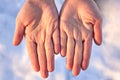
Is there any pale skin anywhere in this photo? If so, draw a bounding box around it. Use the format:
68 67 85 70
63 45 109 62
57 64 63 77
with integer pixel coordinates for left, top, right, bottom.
60 0 102 76
13 0 102 78
13 0 60 78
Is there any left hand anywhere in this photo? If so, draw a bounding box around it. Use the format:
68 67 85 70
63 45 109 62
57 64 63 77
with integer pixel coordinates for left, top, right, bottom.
60 0 102 76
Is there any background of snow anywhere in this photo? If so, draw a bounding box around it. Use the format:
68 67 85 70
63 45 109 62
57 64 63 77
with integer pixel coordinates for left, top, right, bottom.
0 0 120 80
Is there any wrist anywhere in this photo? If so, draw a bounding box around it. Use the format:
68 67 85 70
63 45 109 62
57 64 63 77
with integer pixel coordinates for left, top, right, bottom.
26 0 55 8
26 0 54 3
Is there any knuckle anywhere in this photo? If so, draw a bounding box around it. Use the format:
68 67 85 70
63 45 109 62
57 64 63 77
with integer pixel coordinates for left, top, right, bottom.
25 33 35 42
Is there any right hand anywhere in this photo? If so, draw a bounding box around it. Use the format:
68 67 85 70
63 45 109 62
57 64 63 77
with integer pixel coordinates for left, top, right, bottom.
13 0 60 78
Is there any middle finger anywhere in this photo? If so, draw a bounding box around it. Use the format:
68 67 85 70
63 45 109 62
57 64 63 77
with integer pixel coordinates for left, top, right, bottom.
37 42 48 78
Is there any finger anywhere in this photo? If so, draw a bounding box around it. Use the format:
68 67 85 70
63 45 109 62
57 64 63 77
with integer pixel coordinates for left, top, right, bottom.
66 37 75 70
26 40 40 72
45 35 54 72
72 40 82 76
82 34 92 70
13 20 25 46
93 19 102 45
37 42 48 78
52 28 60 54
60 31 67 57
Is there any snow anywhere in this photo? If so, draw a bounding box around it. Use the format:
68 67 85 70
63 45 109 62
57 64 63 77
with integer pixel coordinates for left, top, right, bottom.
0 0 120 80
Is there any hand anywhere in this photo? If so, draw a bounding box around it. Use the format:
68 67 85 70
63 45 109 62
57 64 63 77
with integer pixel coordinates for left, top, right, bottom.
60 0 102 76
13 0 60 78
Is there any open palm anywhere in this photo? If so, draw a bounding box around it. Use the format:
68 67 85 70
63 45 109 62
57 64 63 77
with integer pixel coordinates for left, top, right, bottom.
60 0 102 76
13 0 60 78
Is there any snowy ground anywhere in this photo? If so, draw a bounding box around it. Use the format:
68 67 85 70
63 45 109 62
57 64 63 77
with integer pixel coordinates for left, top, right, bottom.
0 0 120 80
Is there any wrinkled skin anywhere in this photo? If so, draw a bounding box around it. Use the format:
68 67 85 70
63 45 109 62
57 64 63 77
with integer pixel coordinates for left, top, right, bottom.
13 0 102 78
60 0 102 76
13 0 60 78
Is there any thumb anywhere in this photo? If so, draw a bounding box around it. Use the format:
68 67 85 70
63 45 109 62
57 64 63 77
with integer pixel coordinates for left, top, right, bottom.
13 20 25 46
93 19 102 45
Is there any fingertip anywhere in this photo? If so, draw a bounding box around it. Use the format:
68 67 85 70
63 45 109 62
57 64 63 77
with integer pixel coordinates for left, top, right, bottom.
13 34 19 46
32 62 40 72
54 44 60 54
47 62 54 72
48 67 54 72
72 69 81 76
94 38 102 46
81 63 88 71
33 66 40 72
40 72 48 79
81 58 89 71
60 49 66 57
94 31 102 46
72 62 81 76
66 62 73 70
13 31 24 46
12 38 21 46
13 40 18 46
